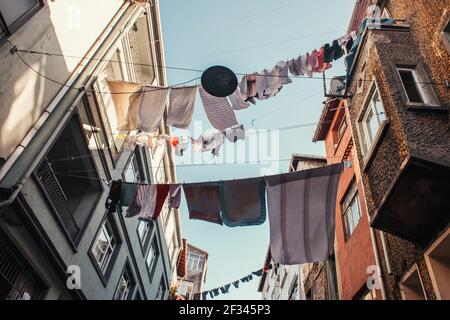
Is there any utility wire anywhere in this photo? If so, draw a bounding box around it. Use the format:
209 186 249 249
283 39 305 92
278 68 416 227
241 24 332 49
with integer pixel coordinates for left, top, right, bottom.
12 47 200 95
13 45 447 87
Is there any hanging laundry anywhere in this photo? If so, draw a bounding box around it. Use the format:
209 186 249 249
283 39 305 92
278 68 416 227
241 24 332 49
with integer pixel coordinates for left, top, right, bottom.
275 60 292 85
201 292 208 300
106 80 142 131
199 86 238 131
173 136 190 156
126 184 156 218
232 280 240 289
224 124 245 143
107 80 169 132
303 53 313 77
228 87 250 110
209 291 214 299
323 43 334 63
265 163 343 265
219 177 267 227
240 276 250 283
192 132 226 157
139 184 169 222
212 288 220 297
331 40 344 61
309 50 320 72
125 184 169 221
167 86 197 129
263 67 282 99
120 182 137 208
168 184 182 209
183 182 223 225
288 58 300 76
294 55 305 76
315 47 332 73
240 74 257 99
105 180 122 212
345 18 396 82
255 70 268 100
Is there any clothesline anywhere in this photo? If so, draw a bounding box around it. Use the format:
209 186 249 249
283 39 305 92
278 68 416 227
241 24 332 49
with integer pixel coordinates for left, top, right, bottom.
10 46 446 90
106 163 344 265
180 264 274 300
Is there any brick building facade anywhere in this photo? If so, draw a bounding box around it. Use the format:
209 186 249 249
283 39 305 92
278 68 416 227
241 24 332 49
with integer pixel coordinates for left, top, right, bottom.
342 0 450 300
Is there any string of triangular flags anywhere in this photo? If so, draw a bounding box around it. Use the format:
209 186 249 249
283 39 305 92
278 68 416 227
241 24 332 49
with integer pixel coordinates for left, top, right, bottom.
106 162 346 265
179 264 274 300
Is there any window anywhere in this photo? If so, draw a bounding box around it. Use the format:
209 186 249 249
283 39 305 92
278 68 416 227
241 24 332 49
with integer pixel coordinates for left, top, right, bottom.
123 152 143 182
0 230 46 300
146 240 159 276
78 95 113 180
397 68 426 104
288 276 299 300
90 215 119 275
113 263 135 300
187 252 205 272
0 0 43 41
137 220 151 245
342 181 362 239
358 83 386 155
35 114 102 243
178 281 194 297
155 277 166 300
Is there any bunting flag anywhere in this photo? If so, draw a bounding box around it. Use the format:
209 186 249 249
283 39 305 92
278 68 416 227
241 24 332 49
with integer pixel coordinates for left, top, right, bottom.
187 265 273 300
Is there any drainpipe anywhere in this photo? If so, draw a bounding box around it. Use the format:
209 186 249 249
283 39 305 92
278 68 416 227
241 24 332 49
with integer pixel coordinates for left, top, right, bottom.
0 2 145 201
380 231 393 274
343 100 387 300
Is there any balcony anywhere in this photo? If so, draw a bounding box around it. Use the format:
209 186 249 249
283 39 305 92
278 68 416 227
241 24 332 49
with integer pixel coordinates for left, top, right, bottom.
371 155 450 248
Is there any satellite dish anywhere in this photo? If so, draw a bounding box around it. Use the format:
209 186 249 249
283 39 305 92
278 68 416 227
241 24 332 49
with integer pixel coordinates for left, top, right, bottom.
329 76 346 96
201 65 238 97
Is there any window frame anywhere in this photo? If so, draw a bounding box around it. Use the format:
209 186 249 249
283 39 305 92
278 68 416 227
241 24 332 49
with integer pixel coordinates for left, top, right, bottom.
0 0 43 44
113 261 136 300
34 111 104 249
396 67 429 105
357 81 389 168
155 276 166 300
136 219 153 255
88 212 122 286
342 181 363 240
187 252 205 272
145 238 159 281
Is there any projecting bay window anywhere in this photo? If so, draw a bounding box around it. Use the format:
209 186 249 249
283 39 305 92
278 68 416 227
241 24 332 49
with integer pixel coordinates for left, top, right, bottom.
178 280 194 297
35 114 103 245
0 0 43 42
342 181 362 239
357 82 387 158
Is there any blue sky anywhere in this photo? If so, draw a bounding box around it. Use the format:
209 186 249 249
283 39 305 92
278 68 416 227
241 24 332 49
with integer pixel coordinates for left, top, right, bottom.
159 0 355 299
